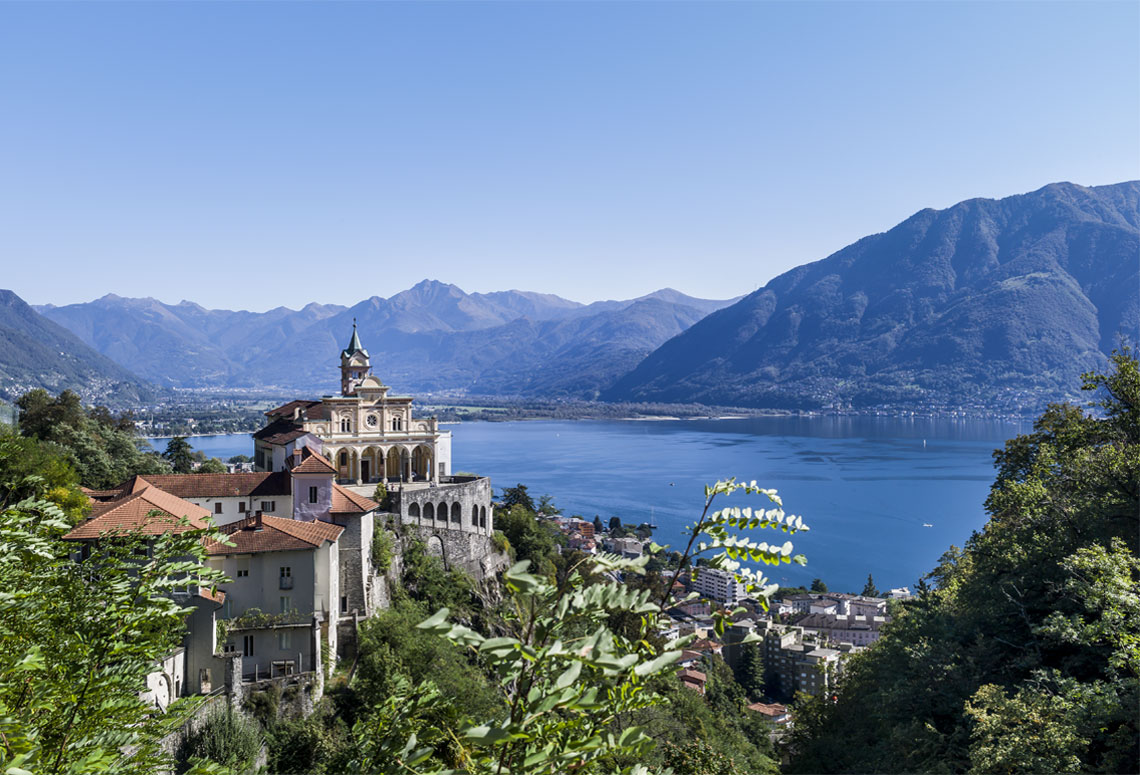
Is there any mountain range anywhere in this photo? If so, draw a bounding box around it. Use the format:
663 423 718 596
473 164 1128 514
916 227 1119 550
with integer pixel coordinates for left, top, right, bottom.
7 181 1137 412
34 284 738 399
606 181 1139 410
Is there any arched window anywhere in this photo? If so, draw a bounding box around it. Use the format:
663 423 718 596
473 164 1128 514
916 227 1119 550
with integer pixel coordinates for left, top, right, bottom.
479 506 487 528
424 503 434 520
340 417 351 433
409 503 420 518
438 502 447 522
471 504 478 524
451 503 461 523
339 451 347 465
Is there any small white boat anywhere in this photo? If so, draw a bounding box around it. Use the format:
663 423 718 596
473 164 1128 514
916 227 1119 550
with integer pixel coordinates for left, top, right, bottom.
922 523 933 528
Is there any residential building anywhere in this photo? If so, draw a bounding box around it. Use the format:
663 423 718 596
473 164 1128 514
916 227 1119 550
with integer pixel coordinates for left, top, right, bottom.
205 512 342 679
691 566 747 605
796 612 888 647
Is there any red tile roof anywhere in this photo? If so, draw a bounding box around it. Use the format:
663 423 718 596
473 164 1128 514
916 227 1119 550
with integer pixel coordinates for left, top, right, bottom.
253 418 311 446
197 587 226 606
111 472 292 498
204 514 343 555
65 486 210 540
331 484 378 515
265 399 321 419
747 702 788 718
291 452 336 475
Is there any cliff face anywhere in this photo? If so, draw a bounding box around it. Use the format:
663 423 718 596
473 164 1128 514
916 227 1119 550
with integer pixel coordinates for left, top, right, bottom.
605 181 1140 410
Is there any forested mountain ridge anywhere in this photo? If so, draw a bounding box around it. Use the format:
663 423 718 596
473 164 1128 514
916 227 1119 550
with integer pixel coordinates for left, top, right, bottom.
0 290 154 404
38 281 737 398
606 181 1140 411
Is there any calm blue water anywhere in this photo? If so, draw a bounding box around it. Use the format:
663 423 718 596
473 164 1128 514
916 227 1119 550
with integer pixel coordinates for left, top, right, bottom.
156 416 1029 594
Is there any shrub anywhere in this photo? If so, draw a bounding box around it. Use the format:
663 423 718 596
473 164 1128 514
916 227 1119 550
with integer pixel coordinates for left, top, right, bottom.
371 529 393 573
177 706 262 773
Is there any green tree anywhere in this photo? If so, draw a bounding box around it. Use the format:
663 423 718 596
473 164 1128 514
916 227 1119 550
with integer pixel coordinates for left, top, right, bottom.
608 516 622 533
785 350 1140 774
593 516 604 534
860 573 878 597
536 493 559 515
0 496 228 773
196 458 226 474
15 389 170 488
410 478 807 773
499 484 535 512
734 643 767 702
164 437 194 474
226 455 252 464
809 578 828 593
494 503 558 576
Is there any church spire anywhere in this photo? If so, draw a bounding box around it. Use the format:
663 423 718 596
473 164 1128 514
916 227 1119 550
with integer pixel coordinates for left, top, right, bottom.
341 318 367 358
340 320 371 396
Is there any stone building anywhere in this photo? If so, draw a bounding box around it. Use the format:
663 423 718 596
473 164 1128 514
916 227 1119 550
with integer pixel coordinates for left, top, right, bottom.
254 322 452 485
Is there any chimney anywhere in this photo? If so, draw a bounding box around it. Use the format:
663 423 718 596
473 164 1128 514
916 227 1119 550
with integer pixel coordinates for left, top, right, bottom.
255 511 262 528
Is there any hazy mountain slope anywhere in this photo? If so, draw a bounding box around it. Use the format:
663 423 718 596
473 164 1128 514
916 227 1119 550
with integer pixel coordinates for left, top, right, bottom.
0 290 154 403
257 295 720 397
39 296 346 387
606 181 1140 411
41 281 736 397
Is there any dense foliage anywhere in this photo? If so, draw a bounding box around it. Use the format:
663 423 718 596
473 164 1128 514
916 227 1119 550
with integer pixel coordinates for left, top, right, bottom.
16 389 170 488
0 442 227 773
785 351 1140 773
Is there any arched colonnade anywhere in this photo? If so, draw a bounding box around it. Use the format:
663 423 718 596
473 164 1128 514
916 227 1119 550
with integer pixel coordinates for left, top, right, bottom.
326 443 435 485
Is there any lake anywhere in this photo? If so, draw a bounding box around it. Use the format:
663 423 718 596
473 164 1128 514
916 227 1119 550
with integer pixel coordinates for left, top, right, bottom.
155 416 1029 594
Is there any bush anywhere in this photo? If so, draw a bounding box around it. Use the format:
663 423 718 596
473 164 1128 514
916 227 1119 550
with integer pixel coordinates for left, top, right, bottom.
491 529 510 554
177 706 262 773
371 529 393 573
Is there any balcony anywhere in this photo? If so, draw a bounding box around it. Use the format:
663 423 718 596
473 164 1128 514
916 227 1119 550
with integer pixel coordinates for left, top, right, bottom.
279 576 294 590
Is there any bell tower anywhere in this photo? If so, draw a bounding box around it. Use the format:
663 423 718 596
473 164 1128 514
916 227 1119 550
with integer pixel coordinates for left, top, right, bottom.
340 319 371 396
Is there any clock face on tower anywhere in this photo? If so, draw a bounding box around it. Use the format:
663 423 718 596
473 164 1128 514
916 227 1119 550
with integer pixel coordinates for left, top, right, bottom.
366 414 378 428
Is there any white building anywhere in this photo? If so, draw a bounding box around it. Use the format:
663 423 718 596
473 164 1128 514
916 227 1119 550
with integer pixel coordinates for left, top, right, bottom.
691 567 748 605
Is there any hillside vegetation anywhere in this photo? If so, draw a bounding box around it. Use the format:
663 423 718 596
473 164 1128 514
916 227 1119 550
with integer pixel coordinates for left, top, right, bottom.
785 349 1139 773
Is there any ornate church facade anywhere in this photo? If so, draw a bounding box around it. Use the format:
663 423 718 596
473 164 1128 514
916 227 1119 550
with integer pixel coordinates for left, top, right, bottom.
254 323 451 485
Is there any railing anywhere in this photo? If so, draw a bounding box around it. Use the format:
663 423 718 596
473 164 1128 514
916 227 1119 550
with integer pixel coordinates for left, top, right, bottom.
279 576 293 590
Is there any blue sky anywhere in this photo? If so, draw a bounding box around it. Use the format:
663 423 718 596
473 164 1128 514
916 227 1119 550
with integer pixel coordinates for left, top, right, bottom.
1 1 1137 311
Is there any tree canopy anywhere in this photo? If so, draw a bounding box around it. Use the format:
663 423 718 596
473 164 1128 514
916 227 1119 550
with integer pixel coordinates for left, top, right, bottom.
786 350 1140 774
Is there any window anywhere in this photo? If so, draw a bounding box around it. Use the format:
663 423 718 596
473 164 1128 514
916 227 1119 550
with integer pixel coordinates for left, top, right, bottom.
309 486 318 504
214 502 223 514
279 566 292 589
340 595 347 611
261 500 275 512
280 595 291 613
238 502 247 513
339 451 347 465
236 558 249 578
391 416 402 431
340 417 351 433
366 414 377 427
242 635 254 657
278 631 291 650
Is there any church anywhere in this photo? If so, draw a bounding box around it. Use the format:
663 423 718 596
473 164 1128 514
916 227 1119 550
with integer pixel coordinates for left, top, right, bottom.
253 322 451 485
